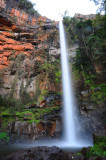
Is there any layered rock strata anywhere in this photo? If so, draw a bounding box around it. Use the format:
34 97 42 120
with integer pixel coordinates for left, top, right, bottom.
0 0 60 99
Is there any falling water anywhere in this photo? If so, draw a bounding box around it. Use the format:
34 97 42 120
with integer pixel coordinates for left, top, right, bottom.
59 19 77 145
59 19 93 147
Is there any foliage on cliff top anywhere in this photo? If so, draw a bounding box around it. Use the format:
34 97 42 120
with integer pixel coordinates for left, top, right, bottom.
63 14 106 86
18 0 40 16
7 0 40 16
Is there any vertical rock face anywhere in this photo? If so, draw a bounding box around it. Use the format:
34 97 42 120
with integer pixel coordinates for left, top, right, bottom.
0 0 60 100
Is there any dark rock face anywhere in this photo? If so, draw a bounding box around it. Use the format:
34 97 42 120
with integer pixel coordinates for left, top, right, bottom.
81 107 106 135
1 146 69 160
0 113 62 144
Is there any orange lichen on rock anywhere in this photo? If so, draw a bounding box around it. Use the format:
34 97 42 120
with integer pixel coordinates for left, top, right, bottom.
3 43 34 51
17 10 20 18
3 51 13 57
6 39 20 45
0 57 9 66
12 25 17 31
0 45 3 51
1 24 12 32
37 16 47 24
0 65 6 70
2 31 14 37
32 18 36 25
0 34 7 42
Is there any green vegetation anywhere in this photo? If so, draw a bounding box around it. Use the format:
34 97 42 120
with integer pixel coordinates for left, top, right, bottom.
0 132 10 143
81 83 106 107
38 60 61 89
63 13 106 92
86 137 106 158
55 71 61 83
63 9 106 115
18 0 40 16
0 105 60 128
75 152 83 156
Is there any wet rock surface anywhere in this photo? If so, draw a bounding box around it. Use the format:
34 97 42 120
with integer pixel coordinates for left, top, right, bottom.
1 146 69 160
81 107 106 134
0 117 62 144
1 145 106 160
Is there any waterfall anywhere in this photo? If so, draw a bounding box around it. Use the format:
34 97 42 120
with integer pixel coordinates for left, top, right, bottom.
59 20 77 144
3 20 93 152
59 19 93 147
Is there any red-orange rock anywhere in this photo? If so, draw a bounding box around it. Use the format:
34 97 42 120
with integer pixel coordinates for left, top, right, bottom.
0 35 7 42
37 16 47 24
3 51 12 57
2 31 13 37
0 65 5 70
3 43 34 51
7 39 17 44
0 54 3 58
0 57 9 66
0 45 3 51
12 25 17 31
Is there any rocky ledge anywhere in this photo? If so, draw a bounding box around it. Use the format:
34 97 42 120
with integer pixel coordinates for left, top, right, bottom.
0 130 106 160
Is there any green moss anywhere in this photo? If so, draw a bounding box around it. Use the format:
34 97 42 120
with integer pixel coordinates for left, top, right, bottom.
0 105 61 128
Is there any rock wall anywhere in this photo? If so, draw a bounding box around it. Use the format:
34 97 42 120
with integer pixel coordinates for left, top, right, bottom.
0 0 60 100
74 13 96 20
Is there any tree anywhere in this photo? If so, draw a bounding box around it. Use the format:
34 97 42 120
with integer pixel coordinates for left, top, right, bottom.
63 13 106 78
90 0 106 13
18 0 39 16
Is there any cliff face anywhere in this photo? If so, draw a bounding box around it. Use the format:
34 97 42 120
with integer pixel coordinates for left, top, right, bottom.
0 0 60 101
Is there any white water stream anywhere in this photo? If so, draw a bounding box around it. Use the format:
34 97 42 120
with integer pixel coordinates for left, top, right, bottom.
59 20 77 145
58 19 93 148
